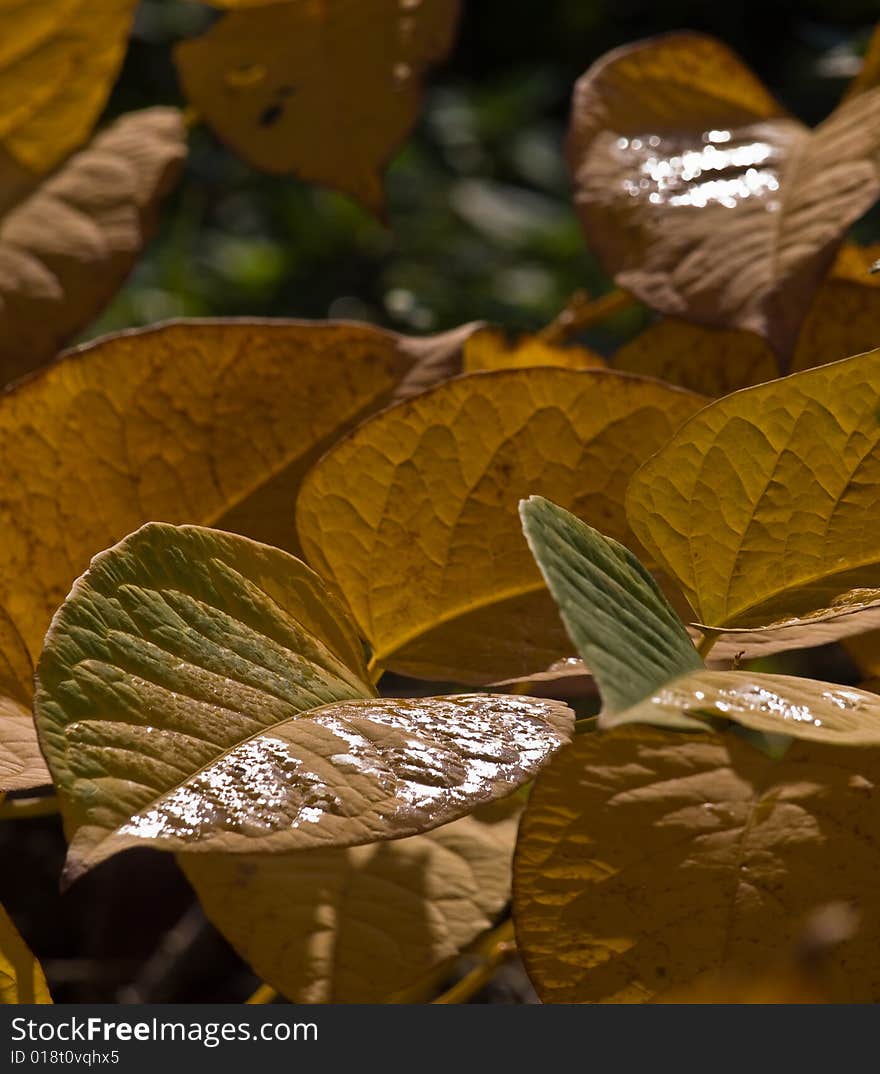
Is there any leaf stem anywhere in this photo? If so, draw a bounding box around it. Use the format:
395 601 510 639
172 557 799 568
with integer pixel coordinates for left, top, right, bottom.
246 983 279 1005
540 289 635 345
0 794 59 820
696 632 719 660
432 918 517 1004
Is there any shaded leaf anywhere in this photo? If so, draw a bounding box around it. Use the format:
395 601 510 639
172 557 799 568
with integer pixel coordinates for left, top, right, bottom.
491 657 598 703
792 243 880 373
0 904 51 1004
627 350 880 649
464 328 604 372
613 245 880 395
568 32 880 357
296 368 704 683
0 0 135 173
0 108 186 380
520 497 701 713
514 726 880 1003
0 607 48 792
35 523 572 885
175 0 460 214
614 318 777 395
182 800 519 1003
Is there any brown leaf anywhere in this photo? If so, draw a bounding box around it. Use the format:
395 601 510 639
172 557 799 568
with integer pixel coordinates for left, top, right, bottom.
176 0 461 215
568 32 880 358
0 108 186 382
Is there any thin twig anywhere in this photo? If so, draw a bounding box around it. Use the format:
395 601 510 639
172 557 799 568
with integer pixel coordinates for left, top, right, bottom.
246 983 279 1005
117 904 210 1004
0 795 59 820
540 288 635 345
432 918 517 1004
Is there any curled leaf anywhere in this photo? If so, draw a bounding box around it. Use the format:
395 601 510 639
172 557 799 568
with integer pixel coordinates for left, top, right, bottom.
35 523 572 885
568 32 880 357
603 668 880 745
0 108 186 380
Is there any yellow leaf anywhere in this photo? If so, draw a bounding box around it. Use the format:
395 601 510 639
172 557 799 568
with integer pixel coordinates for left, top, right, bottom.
296 368 704 683
0 903 51 1003
0 607 48 792
613 244 880 395
182 801 519 1003
568 32 880 358
35 523 572 885
0 318 470 664
655 902 857 1003
0 0 135 173
0 108 186 382
0 317 469 792
792 242 880 373
464 327 605 372
614 317 776 395
514 726 880 1003
175 0 461 214
627 350 880 648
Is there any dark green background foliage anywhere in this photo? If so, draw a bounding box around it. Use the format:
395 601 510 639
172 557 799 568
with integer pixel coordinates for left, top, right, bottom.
95 0 880 347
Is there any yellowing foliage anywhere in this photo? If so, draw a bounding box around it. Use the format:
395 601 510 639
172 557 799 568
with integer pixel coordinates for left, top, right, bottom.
297 368 704 683
176 0 461 214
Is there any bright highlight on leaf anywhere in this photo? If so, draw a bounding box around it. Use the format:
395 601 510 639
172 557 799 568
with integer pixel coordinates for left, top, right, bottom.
182 801 520 1003
297 367 704 683
35 523 573 886
568 31 880 358
175 0 461 214
603 668 880 745
0 0 136 174
514 727 880 1003
521 498 880 742
0 108 186 381
0 904 51 1004
627 349 880 651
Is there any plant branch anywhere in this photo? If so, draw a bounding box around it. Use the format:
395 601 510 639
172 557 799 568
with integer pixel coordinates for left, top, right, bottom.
540 288 635 345
246 983 279 1005
696 632 719 659
432 918 517 1004
0 794 59 820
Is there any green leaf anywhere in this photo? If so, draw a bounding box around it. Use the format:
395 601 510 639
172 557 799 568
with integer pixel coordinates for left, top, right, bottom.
35 523 573 886
519 496 702 714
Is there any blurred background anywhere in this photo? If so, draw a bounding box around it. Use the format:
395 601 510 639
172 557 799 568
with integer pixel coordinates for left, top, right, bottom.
4 0 879 1004
93 0 880 351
